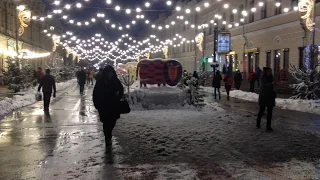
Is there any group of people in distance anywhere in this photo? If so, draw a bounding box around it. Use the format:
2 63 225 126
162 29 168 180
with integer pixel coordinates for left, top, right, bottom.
212 67 276 132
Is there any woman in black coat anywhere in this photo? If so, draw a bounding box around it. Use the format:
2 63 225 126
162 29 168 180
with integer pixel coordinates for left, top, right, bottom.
93 65 124 145
212 70 222 100
257 67 276 132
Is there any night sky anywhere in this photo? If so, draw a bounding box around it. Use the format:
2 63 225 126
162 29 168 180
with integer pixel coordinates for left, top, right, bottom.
42 0 174 41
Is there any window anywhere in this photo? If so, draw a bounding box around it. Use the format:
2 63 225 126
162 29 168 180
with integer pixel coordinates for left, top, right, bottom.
266 51 271 68
249 0 255 23
283 49 289 70
275 0 282 15
274 50 281 80
261 0 267 19
209 23 212 35
292 0 298 8
230 14 234 23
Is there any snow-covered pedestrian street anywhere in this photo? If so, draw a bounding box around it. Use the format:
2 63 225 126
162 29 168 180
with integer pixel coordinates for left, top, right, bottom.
0 86 320 179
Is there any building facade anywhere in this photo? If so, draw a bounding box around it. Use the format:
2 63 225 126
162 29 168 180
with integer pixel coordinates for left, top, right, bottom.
157 0 320 81
0 0 62 71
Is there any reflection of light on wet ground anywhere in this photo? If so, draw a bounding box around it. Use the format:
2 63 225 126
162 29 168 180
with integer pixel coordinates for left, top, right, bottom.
31 109 45 116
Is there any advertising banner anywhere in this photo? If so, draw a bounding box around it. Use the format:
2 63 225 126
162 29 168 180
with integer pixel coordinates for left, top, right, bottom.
217 33 231 54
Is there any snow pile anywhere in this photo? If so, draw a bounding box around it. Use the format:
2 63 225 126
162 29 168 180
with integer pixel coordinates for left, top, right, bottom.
0 79 76 116
129 86 190 109
203 87 320 114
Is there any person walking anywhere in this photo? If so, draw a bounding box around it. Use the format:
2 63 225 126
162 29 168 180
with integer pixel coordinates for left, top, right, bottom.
256 67 276 132
77 68 86 95
36 67 44 84
38 69 56 114
93 65 124 145
255 66 262 87
248 70 257 93
89 70 95 85
212 70 222 100
224 73 233 100
234 70 243 90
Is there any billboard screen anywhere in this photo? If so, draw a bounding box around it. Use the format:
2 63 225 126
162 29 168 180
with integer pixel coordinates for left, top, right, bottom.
217 33 231 54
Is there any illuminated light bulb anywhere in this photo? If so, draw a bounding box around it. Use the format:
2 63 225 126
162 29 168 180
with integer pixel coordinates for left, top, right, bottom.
47 14 52 18
145 2 150 7
210 20 214 23
76 3 82 8
240 18 244 22
228 24 232 28
105 19 110 23
115 6 120 11
233 9 237 14
275 2 281 7
294 6 298 11
85 22 89 25
32 16 37 20
176 6 181 11
145 20 150 24
126 25 130 28
132 20 136 24
242 10 248 16
165 25 169 28
204 2 209 7
106 0 111 4
151 24 155 28
140 15 145 19
53 10 58 14
119 26 123 30
185 9 191 14
284 8 289 12
126 9 131 14
224 4 229 8
167 1 172 5
196 7 201 11
91 18 96 22
171 21 175 25
191 24 195 28
65 4 71 9
185 21 189 24
69 20 74 23
47 33 51 37
53 1 60 5
43 30 48 33
251 8 256 12
235 23 239 26
259 2 264 6
40 17 44 21
136 15 140 19
158 26 163 30
57 9 62 13
77 22 82 26
136 7 142 12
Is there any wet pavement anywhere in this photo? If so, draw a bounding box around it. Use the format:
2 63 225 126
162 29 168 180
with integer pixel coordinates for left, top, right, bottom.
0 85 320 179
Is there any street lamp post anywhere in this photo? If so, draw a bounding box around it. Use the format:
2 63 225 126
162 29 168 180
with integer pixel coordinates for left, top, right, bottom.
311 0 316 80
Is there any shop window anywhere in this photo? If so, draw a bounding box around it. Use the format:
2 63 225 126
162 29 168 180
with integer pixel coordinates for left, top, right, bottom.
274 50 281 80
266 51 271 68
261 0 267 19
283 49 289 70
234 54 239 71
249 0 255 23
275 0 282 15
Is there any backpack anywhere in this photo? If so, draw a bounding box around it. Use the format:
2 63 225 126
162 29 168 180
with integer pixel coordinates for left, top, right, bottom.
227 77 233 86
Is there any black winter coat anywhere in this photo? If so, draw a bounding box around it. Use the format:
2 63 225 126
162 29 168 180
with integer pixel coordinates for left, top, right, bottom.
258 75 276 107
93 78 124 121
234 73 243 85
77 70 86 85
212 74 222 88
38 74 56 93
